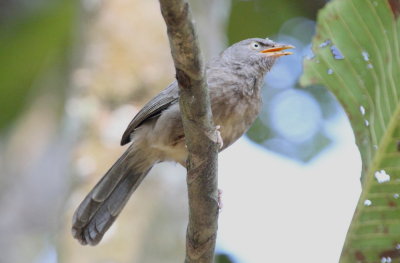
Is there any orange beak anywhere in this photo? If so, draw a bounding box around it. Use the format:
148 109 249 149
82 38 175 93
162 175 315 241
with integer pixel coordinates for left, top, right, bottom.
260 44 295 57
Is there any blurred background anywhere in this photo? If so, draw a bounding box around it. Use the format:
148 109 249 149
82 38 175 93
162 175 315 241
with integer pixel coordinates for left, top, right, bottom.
0 0 362 262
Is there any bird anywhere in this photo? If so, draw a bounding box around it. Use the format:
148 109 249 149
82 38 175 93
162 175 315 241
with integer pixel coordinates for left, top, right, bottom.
72 37 294 245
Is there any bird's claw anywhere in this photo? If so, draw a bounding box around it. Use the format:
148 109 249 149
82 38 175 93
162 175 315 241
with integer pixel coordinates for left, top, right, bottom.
215 125 223 149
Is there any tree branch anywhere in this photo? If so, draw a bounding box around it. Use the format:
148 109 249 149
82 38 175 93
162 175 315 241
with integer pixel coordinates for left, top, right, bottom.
158 0 219 262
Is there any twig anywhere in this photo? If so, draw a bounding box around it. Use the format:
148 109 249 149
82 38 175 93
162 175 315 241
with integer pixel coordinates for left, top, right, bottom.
158 0 219 262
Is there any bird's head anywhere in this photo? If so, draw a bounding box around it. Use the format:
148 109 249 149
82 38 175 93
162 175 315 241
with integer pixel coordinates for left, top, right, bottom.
219 38 294 74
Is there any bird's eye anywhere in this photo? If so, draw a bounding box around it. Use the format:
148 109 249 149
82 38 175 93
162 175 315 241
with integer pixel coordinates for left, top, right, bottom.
250 42 261 50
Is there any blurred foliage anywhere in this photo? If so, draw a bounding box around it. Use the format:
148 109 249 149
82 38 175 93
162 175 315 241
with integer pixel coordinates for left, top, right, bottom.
0 0 78 133
301 0 400 262
216 252 236 263
246 117 273 144
228 0 325 43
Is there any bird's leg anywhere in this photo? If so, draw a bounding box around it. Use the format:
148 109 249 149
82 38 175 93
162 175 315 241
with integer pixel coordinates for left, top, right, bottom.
215 125 223 149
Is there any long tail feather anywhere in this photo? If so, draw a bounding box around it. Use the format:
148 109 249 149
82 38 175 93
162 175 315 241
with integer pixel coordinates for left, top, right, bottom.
72 148 153 245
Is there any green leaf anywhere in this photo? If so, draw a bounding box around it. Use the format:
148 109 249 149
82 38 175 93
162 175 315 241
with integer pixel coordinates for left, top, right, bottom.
300 0 400 262
0 0 78 132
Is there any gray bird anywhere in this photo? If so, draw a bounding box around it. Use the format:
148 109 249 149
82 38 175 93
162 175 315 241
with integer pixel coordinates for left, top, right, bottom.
72 37 294 245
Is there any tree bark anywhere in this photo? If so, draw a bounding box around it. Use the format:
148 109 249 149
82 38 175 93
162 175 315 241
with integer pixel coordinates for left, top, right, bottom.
158 1 219 262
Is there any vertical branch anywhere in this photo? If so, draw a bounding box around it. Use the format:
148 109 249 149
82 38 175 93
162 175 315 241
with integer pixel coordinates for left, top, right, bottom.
158 0 219 262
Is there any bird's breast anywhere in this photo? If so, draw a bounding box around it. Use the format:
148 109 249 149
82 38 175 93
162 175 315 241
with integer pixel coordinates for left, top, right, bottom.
211 86 262 149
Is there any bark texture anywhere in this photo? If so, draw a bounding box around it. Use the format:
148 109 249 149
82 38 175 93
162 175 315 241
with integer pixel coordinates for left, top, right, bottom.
158 1 219 262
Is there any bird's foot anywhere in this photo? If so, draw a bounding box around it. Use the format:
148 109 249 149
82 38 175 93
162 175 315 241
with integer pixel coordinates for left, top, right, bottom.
215 125 223 149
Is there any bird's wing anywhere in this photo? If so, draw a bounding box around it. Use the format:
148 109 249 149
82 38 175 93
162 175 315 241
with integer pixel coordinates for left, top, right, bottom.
120 81 179 145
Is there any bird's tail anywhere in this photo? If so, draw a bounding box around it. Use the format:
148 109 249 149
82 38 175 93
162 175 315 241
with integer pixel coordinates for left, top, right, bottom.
72 146 154 245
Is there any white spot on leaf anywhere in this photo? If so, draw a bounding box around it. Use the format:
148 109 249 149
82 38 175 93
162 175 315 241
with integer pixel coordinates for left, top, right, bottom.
330 45 345 59
319 39 331 48
364 200 372 206
360 106 366 115
375 170 390 183
361 50 370 61
381 257 392 263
